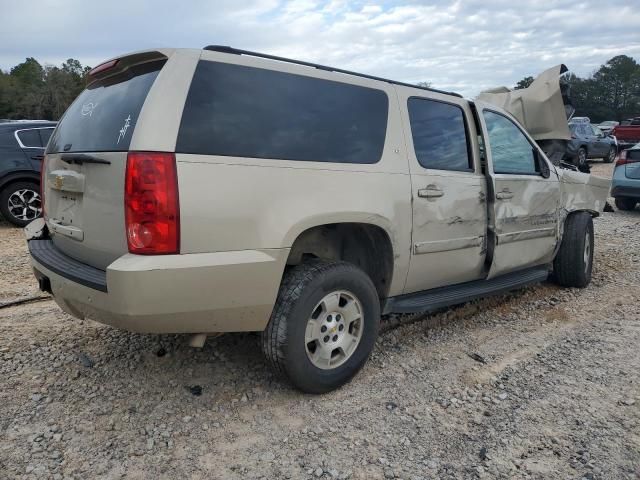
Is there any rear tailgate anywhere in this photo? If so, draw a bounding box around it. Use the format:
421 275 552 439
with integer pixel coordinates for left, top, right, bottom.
44 53 167 270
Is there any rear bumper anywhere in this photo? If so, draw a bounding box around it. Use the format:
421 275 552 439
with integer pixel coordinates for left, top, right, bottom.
29 239 288 333
611 184 640 198
611 167 640 198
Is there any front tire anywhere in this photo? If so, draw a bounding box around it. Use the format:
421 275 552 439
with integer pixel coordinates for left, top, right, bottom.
615 197 637 211
553 212 594 288
262 260 380 393
0 181 42 227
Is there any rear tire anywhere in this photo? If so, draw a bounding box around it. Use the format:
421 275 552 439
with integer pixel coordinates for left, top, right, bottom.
605 146 616 163
553 212 594 288
615 197 637 211
0 181 42 227
262 260 380 394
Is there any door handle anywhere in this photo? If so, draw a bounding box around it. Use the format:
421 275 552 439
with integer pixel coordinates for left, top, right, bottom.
418 186 444 198
31 155 44 161
496 189 513 200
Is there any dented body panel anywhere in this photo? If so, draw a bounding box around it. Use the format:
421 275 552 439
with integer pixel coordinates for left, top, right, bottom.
558 169 610 215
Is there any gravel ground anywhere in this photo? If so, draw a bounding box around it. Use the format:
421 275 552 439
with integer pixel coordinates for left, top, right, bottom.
1 161 639 480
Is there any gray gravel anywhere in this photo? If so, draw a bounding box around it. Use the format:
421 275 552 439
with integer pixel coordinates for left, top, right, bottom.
1 162 639 479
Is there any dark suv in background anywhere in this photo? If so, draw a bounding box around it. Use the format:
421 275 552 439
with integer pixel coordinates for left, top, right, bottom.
0 120 56 226
567 118 617 168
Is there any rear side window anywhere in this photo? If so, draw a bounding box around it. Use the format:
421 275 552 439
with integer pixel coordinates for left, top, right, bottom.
16 129 42 148
39 128 54 147
407 97 472 171
176 61 389 164
47 60 165 153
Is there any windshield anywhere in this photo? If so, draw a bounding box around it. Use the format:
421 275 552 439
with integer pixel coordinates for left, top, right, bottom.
47 60 165 153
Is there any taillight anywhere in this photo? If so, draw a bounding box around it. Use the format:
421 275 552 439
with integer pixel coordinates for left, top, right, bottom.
89 59 119 77
125 152 179 254
615 150 639 166
40 154 47 217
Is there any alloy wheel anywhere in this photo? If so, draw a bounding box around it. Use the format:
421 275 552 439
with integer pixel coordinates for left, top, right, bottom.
304 290 364 370
7 188 41 222
584 231 591 275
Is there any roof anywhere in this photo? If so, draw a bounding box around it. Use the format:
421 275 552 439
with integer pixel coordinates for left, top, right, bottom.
0 120 57 130
203 45 462 98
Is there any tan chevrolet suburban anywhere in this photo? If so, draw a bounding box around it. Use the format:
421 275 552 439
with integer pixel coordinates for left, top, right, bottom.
26 46 610 393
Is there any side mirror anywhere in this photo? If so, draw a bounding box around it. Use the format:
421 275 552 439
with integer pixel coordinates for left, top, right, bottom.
533 148 551 178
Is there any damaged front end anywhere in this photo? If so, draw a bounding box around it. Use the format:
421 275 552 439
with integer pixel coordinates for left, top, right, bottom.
477 64 576 168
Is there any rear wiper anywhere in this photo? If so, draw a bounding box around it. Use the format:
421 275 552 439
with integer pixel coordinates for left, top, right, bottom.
60 153 111 165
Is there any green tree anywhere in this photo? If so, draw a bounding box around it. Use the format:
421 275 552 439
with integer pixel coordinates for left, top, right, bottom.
514 76 534 90
0 57 91 120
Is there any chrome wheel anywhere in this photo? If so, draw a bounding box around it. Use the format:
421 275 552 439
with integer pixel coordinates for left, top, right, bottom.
583 231 591 275
305 290 363 370
7 188 41 222
607 147 616 163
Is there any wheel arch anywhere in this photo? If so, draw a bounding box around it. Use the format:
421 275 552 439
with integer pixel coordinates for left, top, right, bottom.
0 170 40 191
285 221 396 300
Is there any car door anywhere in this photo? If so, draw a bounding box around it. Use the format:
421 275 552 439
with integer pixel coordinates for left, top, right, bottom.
476 104 560 278
590 124 609 157
397 89 487 293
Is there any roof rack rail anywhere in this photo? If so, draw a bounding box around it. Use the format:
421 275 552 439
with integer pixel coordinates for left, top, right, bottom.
203 45 462 98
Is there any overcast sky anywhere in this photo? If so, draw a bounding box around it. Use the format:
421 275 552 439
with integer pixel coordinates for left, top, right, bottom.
1 0 639 97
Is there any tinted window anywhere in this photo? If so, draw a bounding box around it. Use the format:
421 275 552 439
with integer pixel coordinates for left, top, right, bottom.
17 129 42 148
48 60 165 153
176 61 388 164
39 128 54 147
483 110 537 175
407 98 471 171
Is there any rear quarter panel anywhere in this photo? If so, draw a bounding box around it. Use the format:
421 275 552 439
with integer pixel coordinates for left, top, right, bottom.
174 54 413 296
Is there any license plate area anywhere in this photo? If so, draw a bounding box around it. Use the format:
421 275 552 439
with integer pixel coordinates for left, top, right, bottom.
48 190 84 241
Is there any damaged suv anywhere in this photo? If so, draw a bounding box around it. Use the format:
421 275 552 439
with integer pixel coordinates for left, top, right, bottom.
27 47 610 393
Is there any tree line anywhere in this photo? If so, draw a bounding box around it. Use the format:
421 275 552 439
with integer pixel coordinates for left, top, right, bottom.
514 55 640 123
0 58 90 121
1 54 639 123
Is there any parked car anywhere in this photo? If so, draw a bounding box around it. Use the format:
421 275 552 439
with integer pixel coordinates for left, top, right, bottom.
620 117 640 126
597 120 618 135
611 142 640 211
567 119 617 167
611 122 640 151
0 120 56 226
26 47 610 393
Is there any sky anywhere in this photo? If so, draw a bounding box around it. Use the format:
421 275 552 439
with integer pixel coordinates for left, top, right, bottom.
1 0 639 97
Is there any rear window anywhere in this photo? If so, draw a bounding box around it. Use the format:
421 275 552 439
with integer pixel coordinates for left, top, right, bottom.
47 60 165 153
176 61 389 164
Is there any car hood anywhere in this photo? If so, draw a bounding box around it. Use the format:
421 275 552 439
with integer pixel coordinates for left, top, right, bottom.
477 64 572 142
